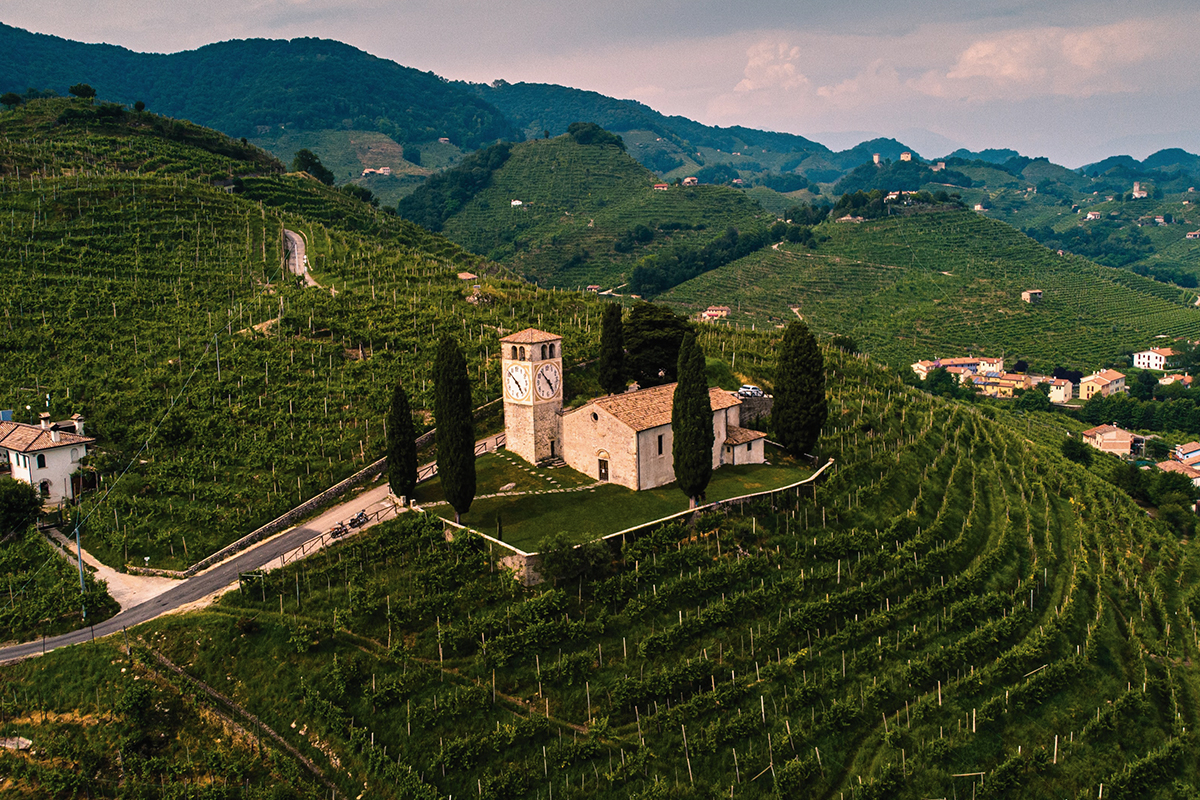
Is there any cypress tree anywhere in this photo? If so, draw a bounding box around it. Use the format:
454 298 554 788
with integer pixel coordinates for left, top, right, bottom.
772 320 828 458
672 332 713 508
434 336 476 523
386 381 418 503
598 303 625 395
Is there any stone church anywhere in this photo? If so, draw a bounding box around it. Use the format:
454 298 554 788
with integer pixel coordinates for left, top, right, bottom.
500 328 766 491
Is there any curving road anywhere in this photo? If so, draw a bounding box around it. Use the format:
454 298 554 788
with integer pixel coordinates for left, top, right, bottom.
282 229 319 288
0 432 509 665
0 485 398 664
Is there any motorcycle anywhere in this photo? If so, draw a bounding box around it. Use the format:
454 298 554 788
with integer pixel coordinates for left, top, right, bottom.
329 521 349 538
349 510 369 528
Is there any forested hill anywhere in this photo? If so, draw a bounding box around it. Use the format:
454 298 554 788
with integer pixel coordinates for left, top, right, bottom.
0 24 514 148
470 80 830 156
397 128 771 288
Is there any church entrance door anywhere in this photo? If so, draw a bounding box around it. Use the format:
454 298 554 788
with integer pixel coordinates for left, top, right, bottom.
598 459 609 481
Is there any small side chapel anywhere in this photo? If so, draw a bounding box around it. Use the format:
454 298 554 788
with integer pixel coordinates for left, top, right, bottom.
500 328 766 492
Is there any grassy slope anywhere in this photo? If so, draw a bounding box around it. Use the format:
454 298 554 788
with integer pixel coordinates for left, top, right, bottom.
436 136 772 289
658 209 1200 371
5 342 1199 799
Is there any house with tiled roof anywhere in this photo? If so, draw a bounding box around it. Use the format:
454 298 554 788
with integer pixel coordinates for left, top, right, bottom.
1132 348 1178 371
0 413 94 504
499 328 766 492
1081 424 1135 456
1157 460 1200 487
1079 369 1127 401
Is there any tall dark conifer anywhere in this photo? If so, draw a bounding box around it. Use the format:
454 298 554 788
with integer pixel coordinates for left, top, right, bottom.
386 381 418 503
434 336 476 523
772 320 827 458
598 303 625 395
672 332 713 508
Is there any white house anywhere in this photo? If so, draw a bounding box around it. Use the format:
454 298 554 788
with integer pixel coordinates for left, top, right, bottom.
0 414 93 504
1132 348 1178 371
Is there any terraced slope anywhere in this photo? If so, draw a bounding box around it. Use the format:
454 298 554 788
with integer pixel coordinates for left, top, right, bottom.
659 209 1200 369
0 99 610 575
5 343 1196 798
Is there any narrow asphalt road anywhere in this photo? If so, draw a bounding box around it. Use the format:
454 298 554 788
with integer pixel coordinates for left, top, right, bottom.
0 433 508 665
282 229 319 288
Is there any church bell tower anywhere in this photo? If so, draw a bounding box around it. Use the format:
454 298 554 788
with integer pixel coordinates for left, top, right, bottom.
500 329 563 464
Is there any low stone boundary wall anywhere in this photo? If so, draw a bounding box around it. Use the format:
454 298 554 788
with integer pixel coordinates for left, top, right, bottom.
127 453 395 578
440 458 835 585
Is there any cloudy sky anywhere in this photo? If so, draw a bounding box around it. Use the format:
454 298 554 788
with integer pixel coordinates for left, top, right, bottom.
4 0 1198 165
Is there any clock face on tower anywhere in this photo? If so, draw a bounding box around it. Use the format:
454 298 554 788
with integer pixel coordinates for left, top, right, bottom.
505 364 530 400
536 363 561 399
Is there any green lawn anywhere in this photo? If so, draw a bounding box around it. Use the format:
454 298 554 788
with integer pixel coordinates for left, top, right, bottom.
416 446 811 552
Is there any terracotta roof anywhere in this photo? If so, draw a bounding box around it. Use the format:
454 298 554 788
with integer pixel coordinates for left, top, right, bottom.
1148 348 1178 357
1083 369 1125 385
500 328 560 344
0 421 94 453
587 385 741 432
1082 424 1130 438
725 425 767 446
1157 460 1200 479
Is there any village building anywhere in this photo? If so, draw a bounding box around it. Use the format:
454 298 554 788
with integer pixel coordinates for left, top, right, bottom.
1079 369 1127 400
1174 441 1200 465
701 306 731 321
1132 348 1178 371
1044 378 1074 404
1158 373 1193 388
0 413 93 504
653 183 669 191
971 372 1030 399
899 152 912 162
910 355 1003 381
1187 231 1200 240
1131 182 1148 199
1086 211 1102 221
682 177 698 186
1081 424 1136 456
500 329 765 492
1156 460 1200 487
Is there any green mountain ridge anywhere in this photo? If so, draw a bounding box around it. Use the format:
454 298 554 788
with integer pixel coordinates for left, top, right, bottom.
398 133 773 289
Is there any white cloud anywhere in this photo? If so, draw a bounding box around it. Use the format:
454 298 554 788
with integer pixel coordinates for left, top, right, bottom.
733 41 810 93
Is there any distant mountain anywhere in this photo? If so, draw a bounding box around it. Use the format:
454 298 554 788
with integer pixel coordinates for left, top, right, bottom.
1080 149 1200 179
944 148 1021 165
0 24 514 149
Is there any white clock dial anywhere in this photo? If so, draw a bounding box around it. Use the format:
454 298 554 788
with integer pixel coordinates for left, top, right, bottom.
536 363 561 399
505 364 530 400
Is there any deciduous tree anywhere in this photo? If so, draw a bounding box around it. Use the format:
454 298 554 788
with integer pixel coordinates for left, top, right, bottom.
291 148 334 185
625 303 690 388
0 478 41 540
434 336 475 523
387 382 418 503
68 83 96 100
672 332 713 508
598 303 625 395
772 320 827 458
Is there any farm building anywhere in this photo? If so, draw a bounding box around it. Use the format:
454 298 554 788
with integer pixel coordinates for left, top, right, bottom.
1021 289 1043 303
1132 348 1178 371
1081 424 1136 456
1079 370 1127 400
0 414 93 504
